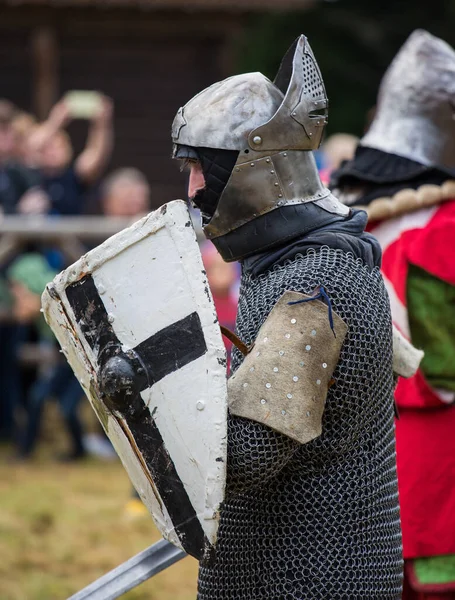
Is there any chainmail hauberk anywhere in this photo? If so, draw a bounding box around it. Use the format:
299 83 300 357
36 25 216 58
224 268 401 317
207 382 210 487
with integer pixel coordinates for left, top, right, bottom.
198 248 403 600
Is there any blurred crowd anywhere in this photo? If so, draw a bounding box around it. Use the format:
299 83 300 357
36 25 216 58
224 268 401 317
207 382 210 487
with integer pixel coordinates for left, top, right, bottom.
0 94 153 461
0 94 241 463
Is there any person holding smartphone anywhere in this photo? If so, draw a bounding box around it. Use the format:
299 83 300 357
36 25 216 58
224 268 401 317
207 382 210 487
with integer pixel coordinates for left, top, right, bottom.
20 92 113 216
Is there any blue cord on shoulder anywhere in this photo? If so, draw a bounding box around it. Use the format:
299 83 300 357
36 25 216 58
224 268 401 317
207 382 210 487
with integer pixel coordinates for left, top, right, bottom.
288 286 336 337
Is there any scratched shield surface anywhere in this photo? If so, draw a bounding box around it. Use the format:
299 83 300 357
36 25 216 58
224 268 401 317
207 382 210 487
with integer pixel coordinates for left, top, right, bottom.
41 200 228 560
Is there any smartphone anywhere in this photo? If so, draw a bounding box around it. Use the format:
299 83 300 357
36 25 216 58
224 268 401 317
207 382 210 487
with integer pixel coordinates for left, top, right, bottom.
64 91 102 119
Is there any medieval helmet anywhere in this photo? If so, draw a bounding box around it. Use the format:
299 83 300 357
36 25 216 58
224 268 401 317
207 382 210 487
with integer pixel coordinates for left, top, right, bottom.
171 35 348 249
362 29 455 171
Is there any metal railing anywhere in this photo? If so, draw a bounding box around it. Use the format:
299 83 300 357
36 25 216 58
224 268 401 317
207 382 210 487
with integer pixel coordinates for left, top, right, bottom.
0 215 138 265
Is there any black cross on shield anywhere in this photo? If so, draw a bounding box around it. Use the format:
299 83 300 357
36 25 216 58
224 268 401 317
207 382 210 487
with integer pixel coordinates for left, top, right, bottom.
65 275 210 560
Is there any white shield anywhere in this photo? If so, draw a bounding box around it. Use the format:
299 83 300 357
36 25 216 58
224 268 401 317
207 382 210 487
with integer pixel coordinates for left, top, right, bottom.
42 200 228 560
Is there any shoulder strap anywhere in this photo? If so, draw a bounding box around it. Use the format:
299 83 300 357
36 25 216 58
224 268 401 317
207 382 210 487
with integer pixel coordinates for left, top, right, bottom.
220 325 249 356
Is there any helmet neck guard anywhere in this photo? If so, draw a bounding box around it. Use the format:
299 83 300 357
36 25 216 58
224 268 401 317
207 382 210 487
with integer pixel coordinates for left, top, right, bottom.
211 202 348 263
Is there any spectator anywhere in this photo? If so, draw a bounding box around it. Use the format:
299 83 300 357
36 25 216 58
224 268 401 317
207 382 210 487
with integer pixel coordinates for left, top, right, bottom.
100 167 150 217
9 253 86 461
21 95 113 216
0 101 41 441
0 276 24 443
11 110 37 166
0 100 40 214
0 99 15 164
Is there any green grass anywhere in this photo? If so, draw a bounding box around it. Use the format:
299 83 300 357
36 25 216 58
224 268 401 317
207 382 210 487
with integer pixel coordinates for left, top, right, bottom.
0 447 198 600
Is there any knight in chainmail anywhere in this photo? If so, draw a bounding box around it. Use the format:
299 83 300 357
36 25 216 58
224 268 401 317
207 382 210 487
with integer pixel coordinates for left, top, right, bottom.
172 35 403 599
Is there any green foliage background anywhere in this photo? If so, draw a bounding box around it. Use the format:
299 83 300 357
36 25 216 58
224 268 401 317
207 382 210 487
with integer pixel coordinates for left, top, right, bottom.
235 0 455 136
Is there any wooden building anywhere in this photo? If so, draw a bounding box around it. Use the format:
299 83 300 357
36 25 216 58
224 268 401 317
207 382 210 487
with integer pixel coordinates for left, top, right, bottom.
0 0 313 207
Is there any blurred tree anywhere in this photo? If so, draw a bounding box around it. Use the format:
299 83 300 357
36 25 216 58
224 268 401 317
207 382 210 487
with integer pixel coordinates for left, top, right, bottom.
235 0 455 136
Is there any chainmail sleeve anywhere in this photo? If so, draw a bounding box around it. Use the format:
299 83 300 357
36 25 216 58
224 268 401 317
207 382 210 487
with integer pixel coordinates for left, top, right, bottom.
225 282 302 492
226 412 300 492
